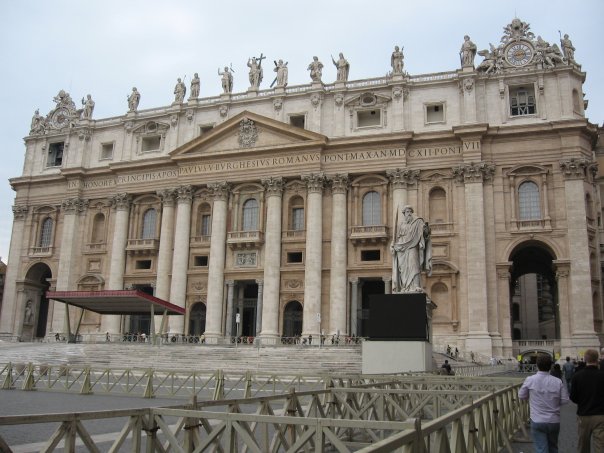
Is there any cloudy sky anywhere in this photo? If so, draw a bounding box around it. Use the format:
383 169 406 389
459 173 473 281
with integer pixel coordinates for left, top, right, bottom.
0 0 602 262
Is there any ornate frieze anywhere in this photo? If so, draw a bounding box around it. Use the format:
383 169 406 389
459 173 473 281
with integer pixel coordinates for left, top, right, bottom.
238 118 259 148
334 93 344 106
61 197 89 214
110 193 132 211
452 162 495 183
329 174 349 194
208 182 231 201
459 78 474 92
12 205 29 220
175 185 193 202
284 279 303 290
78 128 92 141
262 177 284 197
310 93 322 108
302 173 326 193
236 252 257 267
156 188 176 206
273 98 283 111
386 168 420 188
559 158 592 180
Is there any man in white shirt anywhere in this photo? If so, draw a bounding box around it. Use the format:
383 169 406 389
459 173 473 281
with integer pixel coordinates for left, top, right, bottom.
519 354 569 453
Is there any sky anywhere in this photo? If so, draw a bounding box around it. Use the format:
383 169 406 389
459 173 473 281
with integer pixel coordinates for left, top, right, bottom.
0 0 603 262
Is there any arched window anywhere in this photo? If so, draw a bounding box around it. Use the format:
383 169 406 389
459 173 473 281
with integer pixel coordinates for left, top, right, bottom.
428 187 447 223
283 301 303 337
197 203 212 236
91 213 106 243
290 196 305 231
518 181 540 220
39 217 53 247
362 191 381 226
242 199 259 231
141 208 157 239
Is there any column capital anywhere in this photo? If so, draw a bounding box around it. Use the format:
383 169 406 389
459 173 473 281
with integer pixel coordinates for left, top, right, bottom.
452 162 495 184
208 182 231 201
349 277 359 285
328 174 349 194
302 172 326 193
559 158 595 181
261 177 284 197
255 279 264 286
110 193 132 211
61 197 89 214
176 185 194 203
386 168 420 188
157 188 177 206
12 204 29 220
225 280 235 287
382 276 392 283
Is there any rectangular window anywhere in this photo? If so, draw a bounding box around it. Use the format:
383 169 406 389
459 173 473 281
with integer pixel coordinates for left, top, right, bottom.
361 250 381 261
100 143 114 160
289 115 305 129
426 104 445 123
141 136 161 152
292 208 304 230
135 260 152 270
47 142 64 167
194 255 209 267
201 214 211 236
199 124 214 136
357 109 381 127
287 252 303 263
510 86 536 116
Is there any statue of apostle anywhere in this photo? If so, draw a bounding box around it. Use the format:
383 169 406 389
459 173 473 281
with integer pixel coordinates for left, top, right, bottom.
391 205 432 293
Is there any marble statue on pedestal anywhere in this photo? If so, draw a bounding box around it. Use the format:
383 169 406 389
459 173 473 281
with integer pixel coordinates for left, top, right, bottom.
307 56 324 82
331 52 350 82
218 67 233 94
173 78 186 103
247 55 264 90
190 73 200 98
391 205 432 293
127 87 140 112
81 94 95 119
273 59 288 87
391 46 404 74
460 35 477 67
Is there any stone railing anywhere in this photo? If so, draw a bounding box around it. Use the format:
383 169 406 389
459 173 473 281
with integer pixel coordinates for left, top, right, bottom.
227 230 264 249
190 235 211 246
84 242 106 253
125 238 159 255
282 229 306 241
29 246 54 256
349 225 389 244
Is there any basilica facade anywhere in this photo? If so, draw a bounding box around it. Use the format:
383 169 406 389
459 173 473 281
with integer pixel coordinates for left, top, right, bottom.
0 18 602 359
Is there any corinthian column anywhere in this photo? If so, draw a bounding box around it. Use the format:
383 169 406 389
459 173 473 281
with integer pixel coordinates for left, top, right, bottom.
452 162 494 356
168 186 193 334
155 189 176 301
387 168 419 218
204 182 230 341
0 205 28 335
52 197 89 334
259 177 284 341
302 173 325 336
328 174 348 335
101 193 131 334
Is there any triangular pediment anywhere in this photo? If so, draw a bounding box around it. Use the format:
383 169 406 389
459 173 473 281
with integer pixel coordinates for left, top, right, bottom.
171 111 327 160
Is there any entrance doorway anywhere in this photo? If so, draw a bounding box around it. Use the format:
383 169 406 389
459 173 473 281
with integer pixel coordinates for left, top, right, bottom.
359 279 385 337
23 263 52 340
510 244 559 341
283 301 303 337
128 285 153 335
232 281 258 338
189 302 206 335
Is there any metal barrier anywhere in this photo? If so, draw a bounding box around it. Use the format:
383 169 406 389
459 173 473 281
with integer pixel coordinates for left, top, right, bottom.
0 377 528 452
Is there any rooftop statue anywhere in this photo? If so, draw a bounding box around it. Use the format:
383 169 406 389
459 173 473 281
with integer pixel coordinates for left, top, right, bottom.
391 205 432 293
535 36 564 68
190 73 200 98
174 77 186 103
460 35 477 68
81 94 95 119
273 59 288 87
391 45 404 74
127 87 140 112
307 56 324 83
218 66 234 94
331 52 350 82
247 54 265 90
30 109 46 135
477 44 502 74
560 33 576 64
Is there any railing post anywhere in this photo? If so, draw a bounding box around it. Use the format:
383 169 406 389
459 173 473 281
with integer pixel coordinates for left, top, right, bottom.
1 363 14 389
80 366 92 395
244 370 252 398
213 369 224 400
143 369 155 398
21 362 35 391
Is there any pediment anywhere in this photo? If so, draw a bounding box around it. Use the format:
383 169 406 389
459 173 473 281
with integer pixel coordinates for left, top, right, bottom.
171 111 327 160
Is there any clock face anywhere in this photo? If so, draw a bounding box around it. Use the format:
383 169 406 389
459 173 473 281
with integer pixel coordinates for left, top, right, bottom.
51 108 70 128
506 43 533 67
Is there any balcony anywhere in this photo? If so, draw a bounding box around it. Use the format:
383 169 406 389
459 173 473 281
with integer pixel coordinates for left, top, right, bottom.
227 230 264 249
190 235 211 247
126 238 159 256
429 222 454 235
349 225 389 245
282 229 306 242
512 339 560 357
84 242 107 254
30 246 54 257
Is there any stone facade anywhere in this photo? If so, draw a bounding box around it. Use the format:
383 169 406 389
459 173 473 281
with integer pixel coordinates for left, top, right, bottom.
0 19 602 359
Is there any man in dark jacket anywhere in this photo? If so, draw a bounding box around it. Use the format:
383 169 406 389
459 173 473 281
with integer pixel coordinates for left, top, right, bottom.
570 349 604 453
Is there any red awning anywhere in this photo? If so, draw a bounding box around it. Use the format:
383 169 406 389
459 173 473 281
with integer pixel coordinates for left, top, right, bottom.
46 290 185 315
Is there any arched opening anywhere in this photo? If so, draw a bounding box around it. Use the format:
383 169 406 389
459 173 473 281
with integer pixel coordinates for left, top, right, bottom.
91 213 106 243
242 199 259 231
23 262 52 339
141 208 157 239
283 301 303 337
510 243 559 342
428 187 447 223
362 191 381 226
189 302 206 335
289 196 305 231
196 203 212 237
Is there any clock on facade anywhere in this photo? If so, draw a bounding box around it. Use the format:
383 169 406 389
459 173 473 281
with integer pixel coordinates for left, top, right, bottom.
506 42 534 67
50 108 70 128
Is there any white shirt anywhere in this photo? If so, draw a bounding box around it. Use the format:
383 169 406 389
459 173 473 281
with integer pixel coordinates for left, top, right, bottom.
518 371 569 423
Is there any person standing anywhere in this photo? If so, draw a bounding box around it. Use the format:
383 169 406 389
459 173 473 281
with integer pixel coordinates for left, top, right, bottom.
518 354 569 453
562 356 575 393
570 348 604 452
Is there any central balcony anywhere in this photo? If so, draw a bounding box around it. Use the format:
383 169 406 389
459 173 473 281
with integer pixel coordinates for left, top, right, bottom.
227 230 264 250
349 225 390 245
126 238 159 256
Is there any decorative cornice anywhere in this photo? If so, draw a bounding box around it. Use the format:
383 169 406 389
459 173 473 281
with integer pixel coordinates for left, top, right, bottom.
452 162 495 183
386 168 420 188
262 177 284 197
110 193 132 211
62 197 89 214
302 173 326 193
208 182 231 201
176 185 193 203
12 205 29 220
559 158 591 180
329 174 349 194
